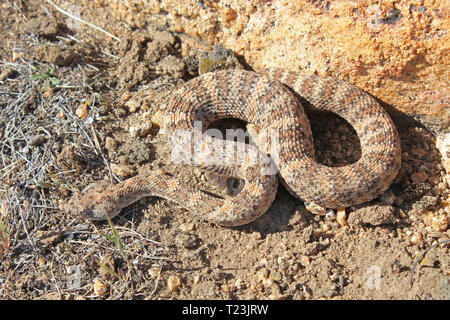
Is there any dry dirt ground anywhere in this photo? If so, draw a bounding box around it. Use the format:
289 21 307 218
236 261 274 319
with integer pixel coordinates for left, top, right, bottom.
0 1 448 300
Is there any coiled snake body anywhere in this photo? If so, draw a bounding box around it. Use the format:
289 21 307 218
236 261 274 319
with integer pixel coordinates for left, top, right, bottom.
66 69 401 226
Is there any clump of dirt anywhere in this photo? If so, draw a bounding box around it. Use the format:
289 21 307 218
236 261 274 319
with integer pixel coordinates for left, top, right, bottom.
0 0 448 301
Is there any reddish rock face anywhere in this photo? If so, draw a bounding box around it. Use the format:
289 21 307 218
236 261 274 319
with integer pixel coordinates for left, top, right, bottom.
100 0 448 136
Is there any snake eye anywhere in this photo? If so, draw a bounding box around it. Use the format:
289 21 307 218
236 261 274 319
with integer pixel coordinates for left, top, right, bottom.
226 177 245 196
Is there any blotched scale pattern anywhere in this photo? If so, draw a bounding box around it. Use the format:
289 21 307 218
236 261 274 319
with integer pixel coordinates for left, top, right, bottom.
66 69 401 226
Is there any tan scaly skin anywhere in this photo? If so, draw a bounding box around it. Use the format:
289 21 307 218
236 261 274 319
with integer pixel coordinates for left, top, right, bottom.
66 69 401 226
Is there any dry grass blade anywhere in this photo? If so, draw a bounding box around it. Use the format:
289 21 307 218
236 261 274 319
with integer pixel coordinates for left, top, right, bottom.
44 0 121 42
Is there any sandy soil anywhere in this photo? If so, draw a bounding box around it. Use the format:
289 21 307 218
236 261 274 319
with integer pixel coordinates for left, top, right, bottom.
0 1 448 300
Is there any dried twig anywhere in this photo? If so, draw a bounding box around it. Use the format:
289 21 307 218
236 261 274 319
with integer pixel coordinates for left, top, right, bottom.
44 0 121 42
409 239 450 287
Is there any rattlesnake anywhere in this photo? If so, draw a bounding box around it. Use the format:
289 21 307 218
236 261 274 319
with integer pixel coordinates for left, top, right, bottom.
66 69 401 226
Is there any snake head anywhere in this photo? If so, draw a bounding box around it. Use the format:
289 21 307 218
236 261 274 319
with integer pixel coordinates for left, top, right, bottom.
65 181 121 220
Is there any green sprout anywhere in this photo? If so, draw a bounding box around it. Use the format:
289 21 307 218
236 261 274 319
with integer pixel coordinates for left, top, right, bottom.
30 67 61 90
103 216 123 252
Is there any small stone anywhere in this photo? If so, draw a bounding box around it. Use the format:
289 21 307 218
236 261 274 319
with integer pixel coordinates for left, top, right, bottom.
256 258 268 268
431 214 448 232
128 125 139 138
179 222 195 232
12 51 22 62
193 275 201 285
151 110 165 127
301 255 311 265
336 208 347 226
438 182 447 191
234 278 245 290
110 163 135 178
1 202 7 217
325 209 335 221
93 279 108 296
75 104 89 119
410 231 423 244
304 202 327 215
56 110 66 119
262 277 273 287
222 7 237 22
442 195 450 213
121 91 132 102
42 88 54 99
125 98 140 113
167 275 182 292
251 231 262 240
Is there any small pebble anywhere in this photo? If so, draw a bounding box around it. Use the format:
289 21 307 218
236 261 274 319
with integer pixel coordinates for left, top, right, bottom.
234 278 245 290
336 208 347 226
222 7 237 22
75 104 89 119
56 110 66 119
410 231 423 244
42 88 54 99
431 214 448 232
93 279 108 296
12 51 22 62
151 110 165 127
179 222 195 232
1 202 8 217
325 209 335 221
304 202 327 215
251 231 262 240
301 255 311 265
167 275 182 292
121 91 132 102
125 99 140 113
322 223 331 232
